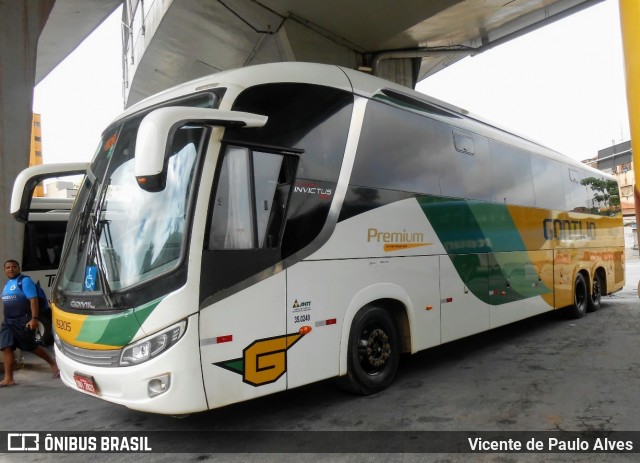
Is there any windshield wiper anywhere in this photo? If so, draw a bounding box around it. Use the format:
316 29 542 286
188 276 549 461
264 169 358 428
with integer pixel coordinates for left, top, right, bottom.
85 178 115 310
75 167 98 254
87 212 115 310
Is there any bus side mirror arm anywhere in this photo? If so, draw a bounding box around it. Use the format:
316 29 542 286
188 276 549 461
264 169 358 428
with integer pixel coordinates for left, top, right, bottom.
11 163 89 222
134 107 268 192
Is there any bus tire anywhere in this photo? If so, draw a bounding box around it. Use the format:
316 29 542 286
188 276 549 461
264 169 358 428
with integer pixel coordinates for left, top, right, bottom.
36 314 54 346
568 273 588 319
588 271 603 312
338 305 400 396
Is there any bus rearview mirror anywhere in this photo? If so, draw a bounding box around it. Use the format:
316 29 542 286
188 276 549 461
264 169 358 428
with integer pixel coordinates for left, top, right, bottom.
11 163 89 222
134 107 268 191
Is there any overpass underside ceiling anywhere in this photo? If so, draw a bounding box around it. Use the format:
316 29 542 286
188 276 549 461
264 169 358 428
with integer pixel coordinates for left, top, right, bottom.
126 0 601 107
36 0 122 83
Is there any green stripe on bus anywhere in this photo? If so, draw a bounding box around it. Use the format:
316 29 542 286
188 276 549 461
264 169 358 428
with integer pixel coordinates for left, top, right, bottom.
417 196 491 254
467 201 527 252
76 298 163 347
418 195 551 305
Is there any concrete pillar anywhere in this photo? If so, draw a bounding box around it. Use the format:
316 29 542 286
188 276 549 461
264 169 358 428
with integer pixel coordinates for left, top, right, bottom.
0 1 54 275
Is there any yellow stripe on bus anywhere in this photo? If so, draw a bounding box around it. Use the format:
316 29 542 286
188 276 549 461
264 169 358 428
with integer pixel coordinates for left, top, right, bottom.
51 303 122 350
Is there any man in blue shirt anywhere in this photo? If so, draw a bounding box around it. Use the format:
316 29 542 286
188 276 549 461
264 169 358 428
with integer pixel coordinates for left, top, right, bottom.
1 259 59 387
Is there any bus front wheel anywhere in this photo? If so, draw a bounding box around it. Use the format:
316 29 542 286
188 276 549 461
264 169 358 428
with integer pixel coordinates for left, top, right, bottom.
338 305 399 396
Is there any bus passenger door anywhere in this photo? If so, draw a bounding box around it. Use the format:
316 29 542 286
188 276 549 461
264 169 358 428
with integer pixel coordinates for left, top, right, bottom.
440 254 490 343
197 145 296 409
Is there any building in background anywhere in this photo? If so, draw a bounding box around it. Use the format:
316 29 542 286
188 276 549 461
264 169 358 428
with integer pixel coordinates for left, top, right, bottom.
584 140 636 248
28 113 80 199
45 180 79 199
29 113 45 197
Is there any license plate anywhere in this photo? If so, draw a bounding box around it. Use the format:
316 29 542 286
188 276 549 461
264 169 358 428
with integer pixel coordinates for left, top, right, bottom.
73 372 98 395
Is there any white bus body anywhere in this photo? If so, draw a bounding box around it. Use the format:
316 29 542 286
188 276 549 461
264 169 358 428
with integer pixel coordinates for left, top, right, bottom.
12 63 624 414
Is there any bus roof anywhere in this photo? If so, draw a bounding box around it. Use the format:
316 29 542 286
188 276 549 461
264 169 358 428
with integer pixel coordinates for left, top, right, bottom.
115 62 609 180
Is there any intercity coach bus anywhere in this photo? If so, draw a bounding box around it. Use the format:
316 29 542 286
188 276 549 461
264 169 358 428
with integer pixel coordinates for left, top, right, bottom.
11 63 624 414
12 166 86 344
19 196 72 344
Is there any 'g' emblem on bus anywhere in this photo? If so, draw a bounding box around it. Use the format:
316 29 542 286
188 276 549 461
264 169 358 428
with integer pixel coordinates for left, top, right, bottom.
215 332 307 386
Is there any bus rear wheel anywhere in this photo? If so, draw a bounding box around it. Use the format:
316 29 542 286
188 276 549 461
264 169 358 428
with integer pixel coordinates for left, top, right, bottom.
568 273 588 319
588 272 603 312
338 305 399 395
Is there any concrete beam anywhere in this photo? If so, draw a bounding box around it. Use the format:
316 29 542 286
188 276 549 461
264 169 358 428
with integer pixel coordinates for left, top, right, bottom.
35 0 122 83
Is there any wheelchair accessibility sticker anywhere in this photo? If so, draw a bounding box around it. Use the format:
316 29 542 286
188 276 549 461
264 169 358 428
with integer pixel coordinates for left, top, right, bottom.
84 266 97 291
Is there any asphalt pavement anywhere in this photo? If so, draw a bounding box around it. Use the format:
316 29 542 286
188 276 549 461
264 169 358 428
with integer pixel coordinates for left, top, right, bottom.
2 250 640 462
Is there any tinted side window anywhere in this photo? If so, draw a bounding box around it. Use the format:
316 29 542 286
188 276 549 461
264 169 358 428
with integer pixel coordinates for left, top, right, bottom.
201 145 297 299
22 221 67 271
580 174 622 215
564 168 591 212
445 131 493 202
229 83 353 182
490 140 535 207
532 155 566 211
351 100 442 196
207 147 296 250
228 83 353 259
352 100 494 201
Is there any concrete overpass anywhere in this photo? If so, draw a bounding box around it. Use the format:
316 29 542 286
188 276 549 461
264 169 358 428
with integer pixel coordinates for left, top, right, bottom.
1 0 636 276
121 0 608 107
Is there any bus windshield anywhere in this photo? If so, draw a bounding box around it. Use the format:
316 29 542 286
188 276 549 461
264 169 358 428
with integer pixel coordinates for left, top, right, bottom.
57 116 207 301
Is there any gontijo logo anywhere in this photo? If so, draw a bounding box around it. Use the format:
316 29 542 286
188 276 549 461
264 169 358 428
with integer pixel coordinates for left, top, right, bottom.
215 331 309 386
543 218 597 241
367 228 432 252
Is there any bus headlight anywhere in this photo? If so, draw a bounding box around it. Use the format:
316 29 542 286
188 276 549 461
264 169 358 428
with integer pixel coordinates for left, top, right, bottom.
120 320 187 366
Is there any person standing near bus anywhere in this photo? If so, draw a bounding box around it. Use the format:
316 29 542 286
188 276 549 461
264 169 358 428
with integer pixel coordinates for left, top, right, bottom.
0 259 59 387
